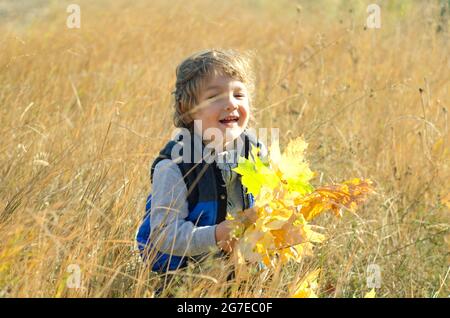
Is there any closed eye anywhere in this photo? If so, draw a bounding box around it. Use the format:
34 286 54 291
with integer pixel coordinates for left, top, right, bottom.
207 92 222 100
206 92 245 99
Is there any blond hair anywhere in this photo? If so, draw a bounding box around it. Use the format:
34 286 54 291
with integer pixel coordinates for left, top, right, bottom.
172 48 255 129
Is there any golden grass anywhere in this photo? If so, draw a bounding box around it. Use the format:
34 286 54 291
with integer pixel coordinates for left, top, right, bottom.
0 0 448 297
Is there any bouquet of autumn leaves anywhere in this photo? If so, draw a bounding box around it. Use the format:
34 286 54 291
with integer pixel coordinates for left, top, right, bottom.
229 137 374 268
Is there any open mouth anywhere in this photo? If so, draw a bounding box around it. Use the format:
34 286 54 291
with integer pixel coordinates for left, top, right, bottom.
219 115 239 124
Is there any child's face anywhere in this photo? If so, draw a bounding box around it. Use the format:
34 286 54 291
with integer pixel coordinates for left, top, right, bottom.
192 73 250 147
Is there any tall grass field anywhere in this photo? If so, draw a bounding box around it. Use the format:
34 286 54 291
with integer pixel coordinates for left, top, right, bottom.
0 0 449 297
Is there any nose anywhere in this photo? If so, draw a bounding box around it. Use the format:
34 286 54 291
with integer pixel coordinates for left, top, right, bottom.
225 93 239 111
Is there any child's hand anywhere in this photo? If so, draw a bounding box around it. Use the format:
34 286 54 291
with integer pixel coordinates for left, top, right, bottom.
215 220 237 253
215 207 259 253
239 206 258 227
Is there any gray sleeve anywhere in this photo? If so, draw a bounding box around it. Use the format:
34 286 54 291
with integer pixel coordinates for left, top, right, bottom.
149 159 219 256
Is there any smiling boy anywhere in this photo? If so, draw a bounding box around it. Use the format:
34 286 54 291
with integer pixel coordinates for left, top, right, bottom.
136 49 264 273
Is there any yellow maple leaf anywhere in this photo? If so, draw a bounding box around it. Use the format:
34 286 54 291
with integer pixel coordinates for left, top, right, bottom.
269 137 315 195
292 269 321 298
364 289 376 298
296 179 374 221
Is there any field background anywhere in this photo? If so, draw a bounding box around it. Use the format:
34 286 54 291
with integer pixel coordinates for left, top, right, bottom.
0 0 449 297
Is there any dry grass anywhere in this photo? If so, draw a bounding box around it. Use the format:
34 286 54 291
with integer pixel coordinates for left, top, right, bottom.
0 0 449 297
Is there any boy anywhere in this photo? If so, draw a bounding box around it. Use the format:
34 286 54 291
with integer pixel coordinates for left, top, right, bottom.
136 49 265 273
